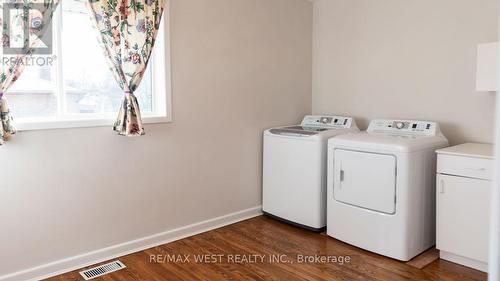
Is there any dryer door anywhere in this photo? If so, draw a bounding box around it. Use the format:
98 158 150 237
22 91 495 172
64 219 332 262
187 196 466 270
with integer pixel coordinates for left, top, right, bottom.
333 149 397 214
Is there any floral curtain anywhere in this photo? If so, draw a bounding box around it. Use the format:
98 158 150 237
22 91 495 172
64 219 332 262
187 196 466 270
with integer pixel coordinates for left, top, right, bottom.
87 0 166 136
0 0 59 145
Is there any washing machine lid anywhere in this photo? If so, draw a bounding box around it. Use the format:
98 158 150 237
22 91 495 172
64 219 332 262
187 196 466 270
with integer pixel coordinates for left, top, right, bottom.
269 126 326 136
330 119 449 152
333 149 396 214
267 115 359 138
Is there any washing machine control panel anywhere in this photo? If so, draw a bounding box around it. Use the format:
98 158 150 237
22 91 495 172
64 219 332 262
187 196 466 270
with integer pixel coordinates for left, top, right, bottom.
367 119 438 136
301 115 353 128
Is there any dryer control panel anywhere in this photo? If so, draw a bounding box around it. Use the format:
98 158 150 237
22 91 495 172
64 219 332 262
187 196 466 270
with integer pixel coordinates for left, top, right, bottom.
301 115 353 128
367 119 438 136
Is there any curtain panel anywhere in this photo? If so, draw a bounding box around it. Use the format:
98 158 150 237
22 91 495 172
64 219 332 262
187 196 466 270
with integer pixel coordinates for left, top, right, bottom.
0 0 59 145
87 0 166 136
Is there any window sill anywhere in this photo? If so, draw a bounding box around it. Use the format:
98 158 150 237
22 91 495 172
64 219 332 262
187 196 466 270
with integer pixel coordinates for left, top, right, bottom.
15 115 171 132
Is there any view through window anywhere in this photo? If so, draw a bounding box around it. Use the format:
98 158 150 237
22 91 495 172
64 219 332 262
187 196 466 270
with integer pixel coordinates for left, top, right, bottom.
7 0 163 121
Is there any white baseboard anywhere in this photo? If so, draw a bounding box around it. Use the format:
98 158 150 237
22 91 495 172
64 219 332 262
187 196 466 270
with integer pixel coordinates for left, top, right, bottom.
440 251 488 272
0 206 263 281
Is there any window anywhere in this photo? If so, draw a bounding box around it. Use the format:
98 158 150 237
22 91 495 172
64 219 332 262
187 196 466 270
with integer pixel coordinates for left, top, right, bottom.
9 0 171 130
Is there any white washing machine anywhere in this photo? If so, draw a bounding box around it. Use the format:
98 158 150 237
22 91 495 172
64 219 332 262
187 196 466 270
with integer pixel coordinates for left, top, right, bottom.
327 119 449 261
263 115 359 231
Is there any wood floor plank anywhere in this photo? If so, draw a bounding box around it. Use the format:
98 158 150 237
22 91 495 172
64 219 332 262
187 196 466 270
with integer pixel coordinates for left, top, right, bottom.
407 248 439 269
45 216 487 281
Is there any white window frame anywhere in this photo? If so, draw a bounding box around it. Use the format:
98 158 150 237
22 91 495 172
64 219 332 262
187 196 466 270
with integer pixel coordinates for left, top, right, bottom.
14 7 172 131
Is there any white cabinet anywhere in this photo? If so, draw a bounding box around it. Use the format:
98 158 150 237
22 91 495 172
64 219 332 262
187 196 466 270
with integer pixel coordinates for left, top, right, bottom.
436 175 490 265
436 143 494 272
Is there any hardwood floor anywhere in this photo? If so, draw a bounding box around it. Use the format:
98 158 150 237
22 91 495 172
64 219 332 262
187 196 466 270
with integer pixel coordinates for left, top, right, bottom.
47 216 486 281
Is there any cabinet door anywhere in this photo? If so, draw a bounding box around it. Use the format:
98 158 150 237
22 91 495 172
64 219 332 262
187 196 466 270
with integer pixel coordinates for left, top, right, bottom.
436 174 491 262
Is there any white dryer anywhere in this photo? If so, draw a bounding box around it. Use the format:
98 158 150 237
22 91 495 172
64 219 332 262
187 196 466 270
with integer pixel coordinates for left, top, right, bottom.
263 115 359 232
327 119 449 261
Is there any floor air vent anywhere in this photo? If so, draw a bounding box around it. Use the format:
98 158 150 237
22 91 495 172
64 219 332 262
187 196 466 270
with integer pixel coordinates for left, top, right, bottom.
79 260 126 280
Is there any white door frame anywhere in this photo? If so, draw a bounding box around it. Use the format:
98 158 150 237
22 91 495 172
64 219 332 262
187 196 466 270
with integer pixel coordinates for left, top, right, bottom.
488 8 500 280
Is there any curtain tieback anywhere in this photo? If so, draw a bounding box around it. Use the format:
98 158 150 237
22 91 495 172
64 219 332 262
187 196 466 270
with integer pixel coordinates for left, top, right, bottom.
124 91 133 96
0 92 3 98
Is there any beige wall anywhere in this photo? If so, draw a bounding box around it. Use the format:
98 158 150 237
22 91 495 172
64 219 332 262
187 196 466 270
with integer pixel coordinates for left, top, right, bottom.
0 0 312 279
313 0 499 145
